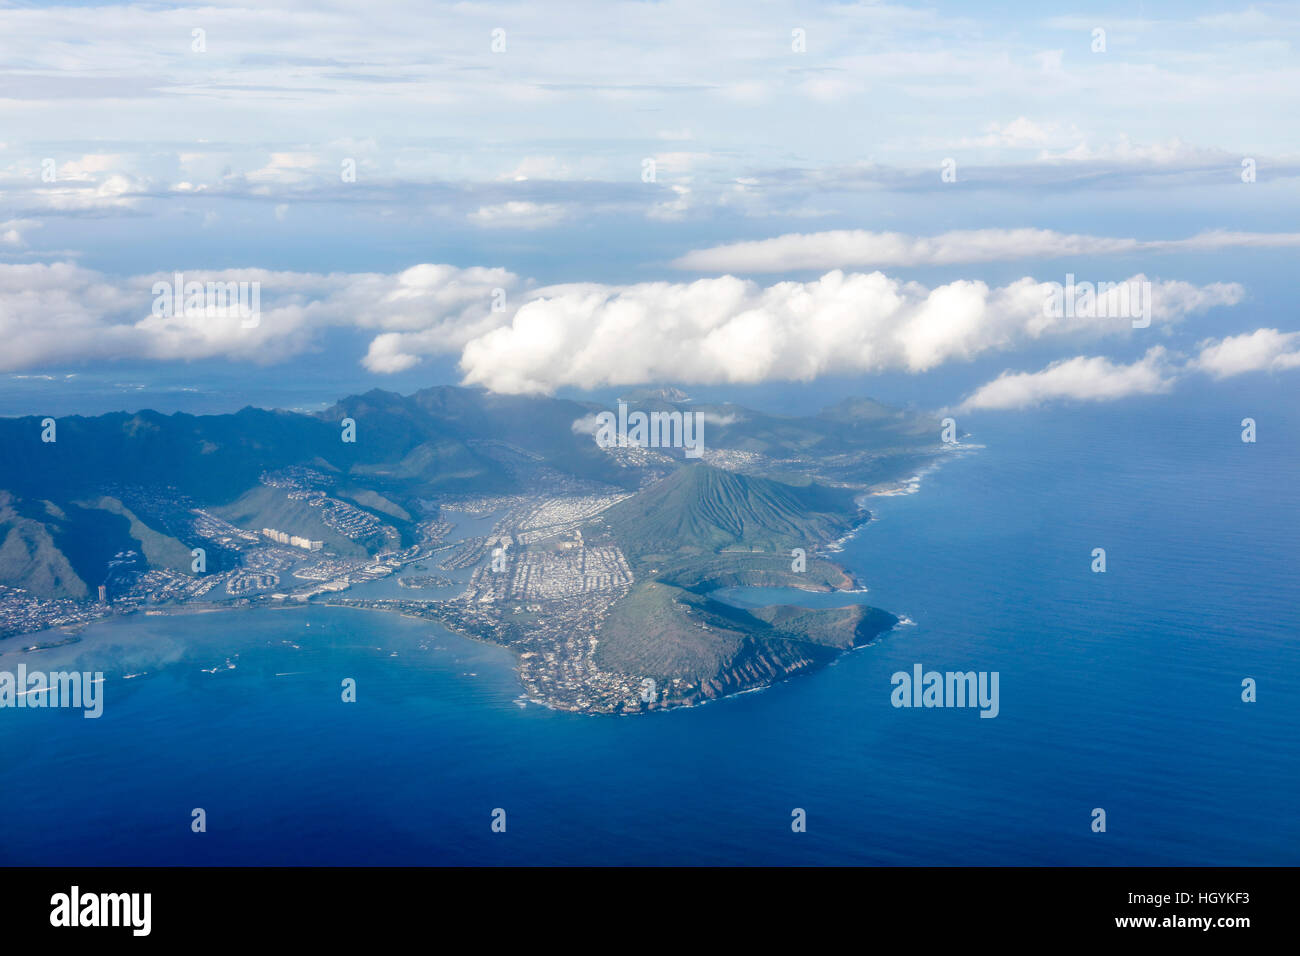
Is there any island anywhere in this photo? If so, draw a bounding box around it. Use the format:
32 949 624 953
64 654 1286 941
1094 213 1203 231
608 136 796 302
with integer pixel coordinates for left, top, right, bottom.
0 385 960 713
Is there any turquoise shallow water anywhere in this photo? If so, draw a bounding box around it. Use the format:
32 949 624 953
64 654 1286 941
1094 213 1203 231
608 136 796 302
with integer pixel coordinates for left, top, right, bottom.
1 383 1296 865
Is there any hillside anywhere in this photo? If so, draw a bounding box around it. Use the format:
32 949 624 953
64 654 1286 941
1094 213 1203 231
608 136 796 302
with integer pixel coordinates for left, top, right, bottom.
212 485 372 557
0 493 89 599
749 603 898 650
593 580 841 698
583 462 894 705
597 464 860 561
76 496 195 573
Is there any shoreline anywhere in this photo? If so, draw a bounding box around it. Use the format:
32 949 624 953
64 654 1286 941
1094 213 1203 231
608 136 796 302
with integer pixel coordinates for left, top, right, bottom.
0 448 960 714
0 571 905 717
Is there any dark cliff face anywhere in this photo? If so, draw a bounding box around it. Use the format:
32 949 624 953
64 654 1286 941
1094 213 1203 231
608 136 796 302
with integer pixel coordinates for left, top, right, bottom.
684 604 898 704
695 640 826 701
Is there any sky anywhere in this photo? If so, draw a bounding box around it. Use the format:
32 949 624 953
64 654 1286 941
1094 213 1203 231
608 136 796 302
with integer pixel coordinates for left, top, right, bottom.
1 0 1298 416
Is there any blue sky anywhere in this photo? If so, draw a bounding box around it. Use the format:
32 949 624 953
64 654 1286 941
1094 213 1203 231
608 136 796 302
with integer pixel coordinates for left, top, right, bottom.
1 0 1298 414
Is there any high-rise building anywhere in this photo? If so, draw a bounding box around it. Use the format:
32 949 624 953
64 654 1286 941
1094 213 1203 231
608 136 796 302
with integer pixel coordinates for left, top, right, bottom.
263 527 323 551
98 584 108 603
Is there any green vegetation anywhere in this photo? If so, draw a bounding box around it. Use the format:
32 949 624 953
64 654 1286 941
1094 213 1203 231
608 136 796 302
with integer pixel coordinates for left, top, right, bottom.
340 488 412 522
212 485 370 557
588 462 897 702
595 580 752 679
600 464 859 562
749 603 898 650
0 493 88 598
652 552 855 593
77 496 194 573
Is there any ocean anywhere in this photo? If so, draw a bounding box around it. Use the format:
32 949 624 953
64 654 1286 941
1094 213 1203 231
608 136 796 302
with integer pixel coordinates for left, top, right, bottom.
2 383 1296 865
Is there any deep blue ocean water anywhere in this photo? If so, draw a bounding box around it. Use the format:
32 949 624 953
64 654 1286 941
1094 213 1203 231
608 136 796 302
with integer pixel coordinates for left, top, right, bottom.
2 384 1296 865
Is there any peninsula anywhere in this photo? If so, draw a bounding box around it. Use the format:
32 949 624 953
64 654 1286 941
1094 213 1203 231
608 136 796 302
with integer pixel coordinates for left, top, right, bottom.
0 386 954 712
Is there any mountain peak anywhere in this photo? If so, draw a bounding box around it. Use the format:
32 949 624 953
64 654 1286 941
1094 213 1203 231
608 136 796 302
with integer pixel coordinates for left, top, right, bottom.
598 463 859 558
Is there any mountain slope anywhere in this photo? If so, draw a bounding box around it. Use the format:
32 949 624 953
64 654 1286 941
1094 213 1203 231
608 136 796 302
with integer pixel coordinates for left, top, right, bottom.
597 463 859 560
0 493 88 598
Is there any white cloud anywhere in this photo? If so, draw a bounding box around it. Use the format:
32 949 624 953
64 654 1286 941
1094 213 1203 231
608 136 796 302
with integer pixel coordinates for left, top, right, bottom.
0 261 522 373
0 258 1259 398
1039 136 1224 165
456 270 1239 394
956 325 1300 411
0 218 38 246
57 154 129 179
26 173 146 212
247 152 322 185
956 348 1176 412
1190 328 1300 378
647 185 693 221
699 411 740 426
467 201 568 229
0 1 1296 234
960 116 1078 149
673 228 1300 272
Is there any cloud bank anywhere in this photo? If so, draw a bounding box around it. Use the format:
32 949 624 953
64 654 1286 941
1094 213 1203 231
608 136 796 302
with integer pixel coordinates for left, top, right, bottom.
0 262 522 372
673 229 1300 272
455 270 1240 394
1 260 1283 412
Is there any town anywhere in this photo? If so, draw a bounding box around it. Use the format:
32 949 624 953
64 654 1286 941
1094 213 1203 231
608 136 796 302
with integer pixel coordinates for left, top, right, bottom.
0 474 664 712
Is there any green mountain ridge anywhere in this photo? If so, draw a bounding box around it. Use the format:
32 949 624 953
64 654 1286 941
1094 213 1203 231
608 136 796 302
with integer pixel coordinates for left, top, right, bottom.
0 492 89 599
598 463 860 561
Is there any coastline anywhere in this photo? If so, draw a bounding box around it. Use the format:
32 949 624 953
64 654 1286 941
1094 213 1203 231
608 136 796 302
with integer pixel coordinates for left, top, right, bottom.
0 445 964 716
